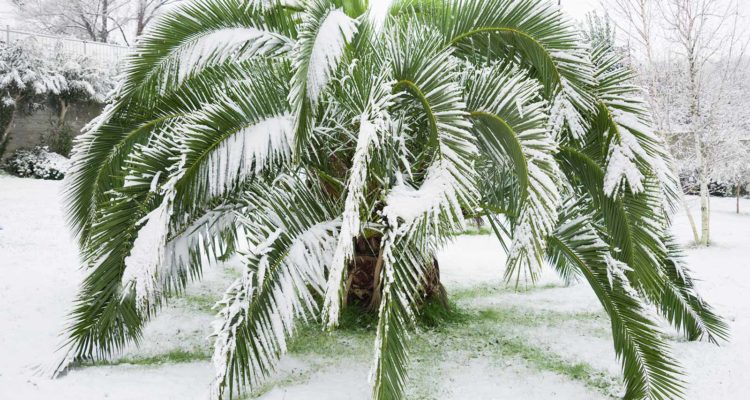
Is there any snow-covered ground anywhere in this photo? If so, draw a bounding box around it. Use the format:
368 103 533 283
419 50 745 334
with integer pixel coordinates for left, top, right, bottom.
1 174 749 399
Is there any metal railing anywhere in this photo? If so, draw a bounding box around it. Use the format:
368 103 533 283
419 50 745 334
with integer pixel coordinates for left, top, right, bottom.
3 25 130 66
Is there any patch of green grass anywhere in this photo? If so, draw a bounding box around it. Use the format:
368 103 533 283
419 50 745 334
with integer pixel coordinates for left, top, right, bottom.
486 337 616 393
451 282 565 302
180 293 218 314
80 348 210 367
417 299 470 327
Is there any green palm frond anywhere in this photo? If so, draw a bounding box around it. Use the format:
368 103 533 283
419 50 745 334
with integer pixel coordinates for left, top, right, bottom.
289 0 359 154
211 176 339 399
547 208 685 400
464 62 561 284
418 0 596 138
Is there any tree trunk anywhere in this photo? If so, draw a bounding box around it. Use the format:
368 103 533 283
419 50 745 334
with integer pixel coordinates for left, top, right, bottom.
100 0 110 42
0 104 17 159
346 235 447 311
135 0 147 37
737 184 741 214
679 188 701 244
699 177 710 246
58 99 69 129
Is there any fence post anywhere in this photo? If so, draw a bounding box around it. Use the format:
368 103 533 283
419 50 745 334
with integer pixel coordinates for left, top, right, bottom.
5 25 9 43
83 40 87 55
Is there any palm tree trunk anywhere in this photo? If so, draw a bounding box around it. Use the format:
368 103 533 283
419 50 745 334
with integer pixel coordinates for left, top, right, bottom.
346 235 447 311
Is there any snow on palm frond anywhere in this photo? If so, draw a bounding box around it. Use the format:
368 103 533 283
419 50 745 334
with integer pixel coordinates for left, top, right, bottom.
120 0 296 99
369 231 432 400
422 0 596 139
591 44 678 201
386 23 479 223
170 65 294 215
464 63 561 283
368 24 479 400
602 122 646 196
188 111 294 198
121 192 174 307
210 178 340 399
170 27 294 85
383 160 466 232
121 91 294 309
289 0 358 151
322 71 396 328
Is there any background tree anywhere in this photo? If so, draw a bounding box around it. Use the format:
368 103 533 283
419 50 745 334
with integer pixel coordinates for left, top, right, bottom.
10 0 180 44
11 0 133 43
0 40 54 157
55 1 727 399
134 0 178 38
606 0 749 246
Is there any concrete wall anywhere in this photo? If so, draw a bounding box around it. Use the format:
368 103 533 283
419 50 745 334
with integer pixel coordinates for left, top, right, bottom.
3 102 103 158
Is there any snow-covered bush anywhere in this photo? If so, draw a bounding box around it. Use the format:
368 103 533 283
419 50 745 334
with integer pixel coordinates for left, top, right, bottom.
1 39 116 158
46 45 116 120
4 145 70 180
0 40 54 157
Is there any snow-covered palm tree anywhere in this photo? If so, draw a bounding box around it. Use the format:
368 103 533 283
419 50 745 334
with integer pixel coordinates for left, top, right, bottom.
58 0 728 399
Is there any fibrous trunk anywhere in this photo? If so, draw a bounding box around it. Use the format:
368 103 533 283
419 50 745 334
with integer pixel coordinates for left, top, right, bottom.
346 235 447 311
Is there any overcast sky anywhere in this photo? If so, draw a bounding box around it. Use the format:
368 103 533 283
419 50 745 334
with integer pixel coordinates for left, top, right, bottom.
562 0 599 19
1 0 745 39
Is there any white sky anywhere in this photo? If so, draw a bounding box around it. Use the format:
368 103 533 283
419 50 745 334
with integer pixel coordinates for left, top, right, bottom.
0 0 20 29
561 0 599 20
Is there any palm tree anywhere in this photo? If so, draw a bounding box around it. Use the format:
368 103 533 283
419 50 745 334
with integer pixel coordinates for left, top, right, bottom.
57 0 728 399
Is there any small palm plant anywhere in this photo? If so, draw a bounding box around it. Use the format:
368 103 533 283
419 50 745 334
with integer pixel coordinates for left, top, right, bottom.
58 0 728 399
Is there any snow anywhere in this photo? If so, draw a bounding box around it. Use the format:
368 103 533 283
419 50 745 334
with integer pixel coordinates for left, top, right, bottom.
383 161 464 230
197 113 294 198
304 8 358 104
174 27 293 84
1 175 749 399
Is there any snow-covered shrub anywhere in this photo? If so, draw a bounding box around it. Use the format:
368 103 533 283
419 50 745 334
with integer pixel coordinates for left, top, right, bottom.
4 145 70 180
46 44 116 113
1 40 58 158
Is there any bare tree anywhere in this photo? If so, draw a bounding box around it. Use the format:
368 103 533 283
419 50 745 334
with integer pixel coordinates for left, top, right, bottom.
10 0 174 44
607 0 749 246
134 0 176 38
662 0 749 245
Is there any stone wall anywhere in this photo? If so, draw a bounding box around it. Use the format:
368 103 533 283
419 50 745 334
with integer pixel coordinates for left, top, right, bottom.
3 102 103 159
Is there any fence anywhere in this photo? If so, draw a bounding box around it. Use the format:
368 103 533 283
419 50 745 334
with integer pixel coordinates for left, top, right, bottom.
3 26 130 66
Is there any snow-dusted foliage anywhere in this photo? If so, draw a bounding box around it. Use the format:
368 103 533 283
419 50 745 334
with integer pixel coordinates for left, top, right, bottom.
210 177 339 398
288 0 358 150
172 27 293 85
0 40 113 105
4 146 70 180
322 70 395 328
46 46 115 104
464 63 561 283
59 1 727 400
0 40 56 105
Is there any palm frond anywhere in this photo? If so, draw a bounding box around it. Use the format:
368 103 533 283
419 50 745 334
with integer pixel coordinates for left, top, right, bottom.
211 176 340 399
322 68 397 328
415 0 596 139
547 207 685 400
464 62 561 284
289 0 359 154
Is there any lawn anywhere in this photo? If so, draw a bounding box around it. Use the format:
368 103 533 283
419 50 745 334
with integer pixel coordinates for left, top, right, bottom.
1 174 748 399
